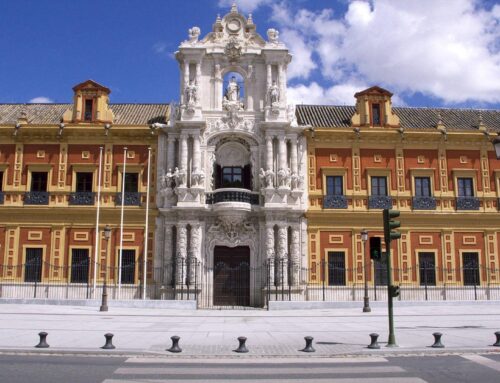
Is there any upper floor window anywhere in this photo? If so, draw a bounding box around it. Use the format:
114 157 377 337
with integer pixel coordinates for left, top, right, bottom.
372 103 381 126
124 173 139 193
31 172 48 192
222 166 243 188
415 177 431 197
83 98 94 121
457 177 474 197
326 176 343 196
76 172 93 192
371 176 387 196
0 171 3 191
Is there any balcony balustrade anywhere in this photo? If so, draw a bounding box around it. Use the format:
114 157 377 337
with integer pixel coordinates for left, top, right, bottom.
69 192 95 206
412 196 437 210
368 195 392 209
456 196 480 211
323 195 348 209
115 192 141 206
24 191 49 205
206 188 259 205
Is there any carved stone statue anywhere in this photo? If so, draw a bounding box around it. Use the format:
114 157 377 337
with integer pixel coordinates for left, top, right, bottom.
265 227 275 259
214 64 221 80
191 170 205 187
268 80 280 105
173 167 187 187
290 172 299 190
225 76 240 102
267 28 279 44
188 26 200 43
185 80 197 105
164 168 174 188
277 168 291 188
259 168 274 188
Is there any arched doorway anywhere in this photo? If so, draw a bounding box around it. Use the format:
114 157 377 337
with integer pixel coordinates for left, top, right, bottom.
213 246 250 306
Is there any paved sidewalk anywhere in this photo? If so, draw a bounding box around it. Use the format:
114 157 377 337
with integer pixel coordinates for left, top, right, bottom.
0 302 499 357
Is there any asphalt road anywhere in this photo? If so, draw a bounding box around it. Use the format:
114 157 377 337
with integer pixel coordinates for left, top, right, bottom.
1 353 500 383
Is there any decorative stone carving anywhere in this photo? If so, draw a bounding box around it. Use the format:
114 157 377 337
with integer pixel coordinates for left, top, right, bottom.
290 172 299 190
267 28 279 44
277 168 291 188
259 168 275 189
208 217 256 247
188 26 200 43
173 167 187 187
225 38 242 61
214 64 222 80
185 81 198 105
191 170 205 187
268 81 280 105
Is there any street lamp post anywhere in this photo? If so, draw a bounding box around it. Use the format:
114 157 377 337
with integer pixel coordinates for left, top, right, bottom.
361 228 371 313
100 225 111 312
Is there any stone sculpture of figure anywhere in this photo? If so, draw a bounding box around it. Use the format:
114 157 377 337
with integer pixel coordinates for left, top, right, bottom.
188 26 200 43
265 169 274 188
259 168 266 186
164 168 174 188
191 170 205 187
173 167 186 187
277 168 290 187
225 76 240 102
214 64 221 80
290 172 299 190
268 80 280 105
267 28 279 44
185 80 197 105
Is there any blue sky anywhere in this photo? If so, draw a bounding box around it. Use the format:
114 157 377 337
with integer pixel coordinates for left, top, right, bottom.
0 0 499 108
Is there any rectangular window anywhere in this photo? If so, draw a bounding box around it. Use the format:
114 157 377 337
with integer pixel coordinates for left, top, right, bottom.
31 172 48 192
124 173 139 193
372 103 381 125
121 250 136 284
371 176 387 196
76 172 93 192
374 251 388 285
222 167 243 188
71 249 89 283
463 252 480 286
418 252 436 286
0 171 3 191
327 251 346 286
415 177 431 197
25 248 43 282
84 99 94 121
457 177 474 197
326 176 343 196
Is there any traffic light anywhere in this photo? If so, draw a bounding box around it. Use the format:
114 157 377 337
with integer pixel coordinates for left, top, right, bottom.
369 237 382 261
383 209 401 244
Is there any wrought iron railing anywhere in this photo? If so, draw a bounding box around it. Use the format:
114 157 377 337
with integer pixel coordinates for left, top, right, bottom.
0 191 4 205
456 196 480 210
1 260 499 307
24 191 49 205
412 196 437 210
115 192 141 206
206 188 259 205
368 195 392 209
69 192 95 206
323 195 348 209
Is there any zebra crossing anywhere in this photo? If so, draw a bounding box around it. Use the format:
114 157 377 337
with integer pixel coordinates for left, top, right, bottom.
101 357 429 383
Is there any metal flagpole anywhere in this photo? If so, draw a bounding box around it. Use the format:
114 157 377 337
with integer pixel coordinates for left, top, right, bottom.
92 146 103 298
142 147 152 300
118 147 127 299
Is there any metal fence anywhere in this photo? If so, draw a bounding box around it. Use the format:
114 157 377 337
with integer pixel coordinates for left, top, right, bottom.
1 259 500 308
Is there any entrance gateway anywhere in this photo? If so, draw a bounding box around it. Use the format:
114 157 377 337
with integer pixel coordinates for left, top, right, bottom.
155 4 308 308
213 246 250 307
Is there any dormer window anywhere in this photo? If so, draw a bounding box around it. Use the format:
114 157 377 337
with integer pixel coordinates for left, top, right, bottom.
83 98 94 121
372 103 381 126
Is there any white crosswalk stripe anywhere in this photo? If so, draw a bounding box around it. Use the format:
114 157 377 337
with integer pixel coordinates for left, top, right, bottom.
461 354 500 372
101 357 430 383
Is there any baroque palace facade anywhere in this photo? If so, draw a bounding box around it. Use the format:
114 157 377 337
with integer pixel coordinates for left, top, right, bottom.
0 4 499 306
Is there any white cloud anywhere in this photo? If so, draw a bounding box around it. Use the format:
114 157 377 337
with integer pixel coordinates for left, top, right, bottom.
288 81 369 106
272 0 500 105
29 97 53 103
218 0 270 13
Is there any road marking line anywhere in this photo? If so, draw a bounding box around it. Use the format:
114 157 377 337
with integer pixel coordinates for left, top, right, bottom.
114 366 405 375
125 357 389 364
103 378 428 383
461 354 500 372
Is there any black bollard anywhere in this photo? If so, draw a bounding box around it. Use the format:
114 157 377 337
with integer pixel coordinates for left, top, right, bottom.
301 336 316 352
234 336 249 353
493 331 500 347
35 332 49 348
368 333 380 349
431 332 444 348
167 335 182 353
101 333 116 350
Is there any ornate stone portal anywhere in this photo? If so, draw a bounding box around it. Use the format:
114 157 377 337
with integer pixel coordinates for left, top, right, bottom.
155 4 308 307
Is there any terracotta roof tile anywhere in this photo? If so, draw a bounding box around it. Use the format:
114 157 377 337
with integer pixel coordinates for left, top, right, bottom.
296 105 500 132
0 103 169 125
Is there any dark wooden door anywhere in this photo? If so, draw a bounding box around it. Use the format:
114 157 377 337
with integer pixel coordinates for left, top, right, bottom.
213 246 250 306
